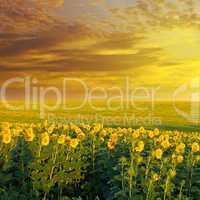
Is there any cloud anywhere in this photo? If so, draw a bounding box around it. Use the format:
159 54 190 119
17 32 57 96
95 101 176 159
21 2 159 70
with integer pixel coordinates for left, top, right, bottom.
90 32 144 51
0 46 162 73
0 23 95 57
106 0 200 31
1 0 200 100
33 0 65 8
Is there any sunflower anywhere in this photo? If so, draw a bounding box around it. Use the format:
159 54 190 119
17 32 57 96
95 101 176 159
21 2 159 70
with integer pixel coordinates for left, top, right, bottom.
41 132 50 146
153 148 163 160
191 142 199 153
2 129 12 144
175 143 185 154
57 135 66 145
24 128 35 142
70 138 79 149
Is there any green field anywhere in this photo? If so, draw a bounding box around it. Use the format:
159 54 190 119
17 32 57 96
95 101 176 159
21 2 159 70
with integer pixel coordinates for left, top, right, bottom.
0 100 199 131
0 101 200 199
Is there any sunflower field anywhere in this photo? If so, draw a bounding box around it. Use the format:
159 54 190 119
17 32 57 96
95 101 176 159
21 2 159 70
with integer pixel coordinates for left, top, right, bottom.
0 121 199 200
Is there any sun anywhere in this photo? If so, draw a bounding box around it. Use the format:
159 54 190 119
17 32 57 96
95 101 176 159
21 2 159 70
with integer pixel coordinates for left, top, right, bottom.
144 27 200 61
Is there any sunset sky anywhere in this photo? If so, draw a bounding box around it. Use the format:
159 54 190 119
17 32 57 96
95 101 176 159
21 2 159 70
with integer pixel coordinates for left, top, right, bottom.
1 0 200 100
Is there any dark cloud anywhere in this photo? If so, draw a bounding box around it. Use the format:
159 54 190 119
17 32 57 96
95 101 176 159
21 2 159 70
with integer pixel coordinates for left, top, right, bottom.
0 23 95 57
0 47 162 73
0 0 199 82
91 33 144 50
0 0 56 33
159 62 183 67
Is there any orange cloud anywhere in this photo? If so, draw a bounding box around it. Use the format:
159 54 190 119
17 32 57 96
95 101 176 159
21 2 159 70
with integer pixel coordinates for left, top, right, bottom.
33 0 64 8
1 0 200 100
